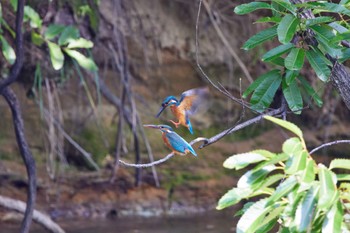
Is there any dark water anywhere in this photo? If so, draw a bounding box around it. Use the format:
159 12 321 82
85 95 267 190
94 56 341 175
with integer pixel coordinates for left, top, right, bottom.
1 212 237 233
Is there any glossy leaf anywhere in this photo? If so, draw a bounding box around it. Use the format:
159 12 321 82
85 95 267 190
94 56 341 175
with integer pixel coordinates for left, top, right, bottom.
329 22 348 34
331 32 350 43
285 151 307 174
47 42 64 70
337 174 350 181
262 43 294 62
267 57 285 67
306 16 334 26
64 49 98 71
266 176 298 206
299 77 323 107
310 25 336 43
285 48 305 71
58 26 80 46
0 36 16 64
264 116 303 140
243 70 280 98
250 71 282 112
295 185 319 232
234 2 271 15
257 206 284 233
282 137 303 155
237 199 272 233
301 159 316 184
31 32 44 46
223 152 267 170
44 24 65 40
322 201 343 233
309 2 350 16
282 78 303 114
329 159 350 170
67 38 94 49
216 187 252 210
305 49 331 82
255 16 281 24
242 25 278 50
271 0 296 14
261 174 285 188
318 165 338 210
277 14 300 44
285 69 298 85
237 165 276 189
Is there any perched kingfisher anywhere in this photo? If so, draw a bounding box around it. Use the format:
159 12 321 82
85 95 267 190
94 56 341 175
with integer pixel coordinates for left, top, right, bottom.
156 87 209 134
144 124 197 156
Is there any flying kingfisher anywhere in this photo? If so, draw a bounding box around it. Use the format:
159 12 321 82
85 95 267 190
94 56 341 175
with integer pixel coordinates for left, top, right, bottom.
156 87 209 134
144 124 197 156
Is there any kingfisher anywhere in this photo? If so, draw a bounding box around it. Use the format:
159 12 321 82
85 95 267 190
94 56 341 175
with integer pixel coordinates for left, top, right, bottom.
156 87 209 134
144 124 197 156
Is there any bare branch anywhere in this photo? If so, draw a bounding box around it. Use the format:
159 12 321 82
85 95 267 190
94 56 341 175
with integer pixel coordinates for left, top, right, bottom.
0 195 65 233
309 140 350 155
2 87 36 233
202 0 253 83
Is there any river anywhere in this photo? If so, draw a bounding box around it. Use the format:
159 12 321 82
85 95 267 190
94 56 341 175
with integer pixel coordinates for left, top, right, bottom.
1 211 236 233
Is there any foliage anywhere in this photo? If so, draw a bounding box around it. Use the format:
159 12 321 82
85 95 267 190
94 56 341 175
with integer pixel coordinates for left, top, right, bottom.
217 116 350 232
235 0 350 113
0 1 97 72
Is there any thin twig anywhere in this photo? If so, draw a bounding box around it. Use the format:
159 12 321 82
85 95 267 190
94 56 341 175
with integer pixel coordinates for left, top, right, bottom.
202 0 253 83
309 140 350 154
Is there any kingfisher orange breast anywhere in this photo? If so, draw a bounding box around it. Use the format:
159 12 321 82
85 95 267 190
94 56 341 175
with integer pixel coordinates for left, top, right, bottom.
170 105 187 125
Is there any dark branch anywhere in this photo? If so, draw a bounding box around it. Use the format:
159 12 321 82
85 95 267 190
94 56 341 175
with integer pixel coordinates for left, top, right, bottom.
309 140 350 154
2 87 36 233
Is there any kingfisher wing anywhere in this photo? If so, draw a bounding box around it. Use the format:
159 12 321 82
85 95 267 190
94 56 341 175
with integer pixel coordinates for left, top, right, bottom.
166 132 197 156
178 87 209 115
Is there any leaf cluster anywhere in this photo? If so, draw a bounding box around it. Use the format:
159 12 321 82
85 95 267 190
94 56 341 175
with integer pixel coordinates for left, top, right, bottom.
0 1 97 72
236 0 350 113
217 116 350 232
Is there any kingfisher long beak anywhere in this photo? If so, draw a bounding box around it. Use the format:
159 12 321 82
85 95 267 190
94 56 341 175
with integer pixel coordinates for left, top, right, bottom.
143 124 160 129
155 106 166 118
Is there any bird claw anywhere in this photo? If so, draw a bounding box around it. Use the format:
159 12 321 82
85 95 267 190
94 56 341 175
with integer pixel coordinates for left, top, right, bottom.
169 120 180 128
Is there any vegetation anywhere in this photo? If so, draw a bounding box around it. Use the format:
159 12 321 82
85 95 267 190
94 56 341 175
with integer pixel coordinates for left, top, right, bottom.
216 0 350 232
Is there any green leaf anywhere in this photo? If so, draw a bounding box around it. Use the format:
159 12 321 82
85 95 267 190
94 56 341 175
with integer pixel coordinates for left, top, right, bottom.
0 36 16 64
308 2 350 16
299 77 323 107
318 165 338 210
234 2 271 15
264 116 303 140
337 174 350 181
47 42 64 70
285 69 298 85
329 159 350 170
271 0 296 14
305 49 331 82
31 32 44 46
67 38 94 49
10 0 17 10
237 199 272 233
310 25 337 43
242 25 278 50
277 14 300 44
285 151 307 174
243 69 280 98
295 184 319 232
237 165 276 190
282 137 303 155
44 24 65 40
250 71 282 112
285 48 305 71
216 187 252 210
322 201 343 233
262 43 294 62
223 152 267 170
331 32 350 43
329 22 348 34
255 16 281 24
267 57 285 67
266 175 298 206
64 49 98 71
306 16 334 27
282 78 303 114
301 159 316 184
256 206 284 232
24 6 42 29
261 174 285 188
58 26 80 46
